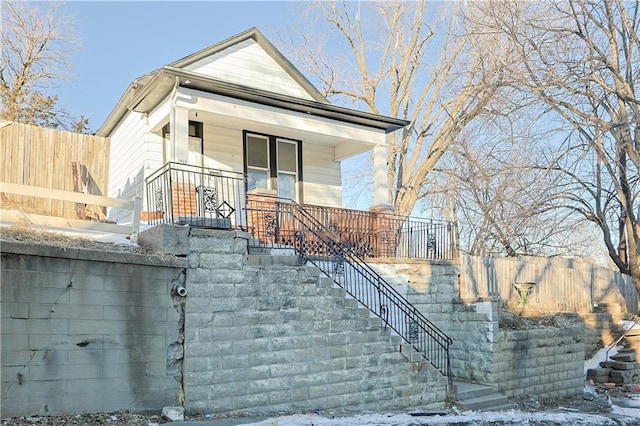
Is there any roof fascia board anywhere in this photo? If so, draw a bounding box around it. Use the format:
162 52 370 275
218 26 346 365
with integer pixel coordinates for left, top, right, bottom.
152 67 408 132
95 80 144 137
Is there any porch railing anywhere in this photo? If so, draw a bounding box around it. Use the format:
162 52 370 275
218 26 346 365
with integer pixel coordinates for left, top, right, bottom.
145 163 458 262
246 196 453 384
145 162 248 230
299 204 457 260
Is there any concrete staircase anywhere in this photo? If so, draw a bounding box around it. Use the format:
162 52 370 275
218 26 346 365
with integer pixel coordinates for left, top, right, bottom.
246 254 431 367
453 381 514 411
250 253 519 412
586 315 640 385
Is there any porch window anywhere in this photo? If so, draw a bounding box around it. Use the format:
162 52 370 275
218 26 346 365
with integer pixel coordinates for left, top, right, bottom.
244 132 301 201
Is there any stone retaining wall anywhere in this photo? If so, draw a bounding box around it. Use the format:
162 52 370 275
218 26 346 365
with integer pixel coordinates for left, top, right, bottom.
370 261 586 400
1 242 186 418
141 226 448 416
493 327 584 398
448 301 585 399
580 312 617 357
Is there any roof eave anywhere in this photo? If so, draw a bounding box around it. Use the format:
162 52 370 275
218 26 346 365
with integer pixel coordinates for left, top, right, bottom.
98 67 409 137
134 68 409 133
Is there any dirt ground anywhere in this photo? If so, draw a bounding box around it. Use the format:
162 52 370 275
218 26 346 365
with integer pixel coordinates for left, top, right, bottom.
0 385 637 426
0 224 152 254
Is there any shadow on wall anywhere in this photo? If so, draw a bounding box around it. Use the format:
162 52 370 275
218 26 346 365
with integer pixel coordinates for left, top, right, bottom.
460 255 636 315
109 165 145 223
72 162 106 221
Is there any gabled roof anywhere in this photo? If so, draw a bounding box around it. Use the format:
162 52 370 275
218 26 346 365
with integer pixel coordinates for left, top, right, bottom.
97 28 409 137
169 27 328 103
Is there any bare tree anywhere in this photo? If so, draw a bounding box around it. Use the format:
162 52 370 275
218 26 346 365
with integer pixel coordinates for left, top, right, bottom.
472 0 640 294
439 119 605 260
287 0 507 217
0 1 82 130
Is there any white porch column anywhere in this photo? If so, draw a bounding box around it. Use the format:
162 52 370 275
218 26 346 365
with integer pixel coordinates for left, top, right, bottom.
170 105 189 164
371 143 393 211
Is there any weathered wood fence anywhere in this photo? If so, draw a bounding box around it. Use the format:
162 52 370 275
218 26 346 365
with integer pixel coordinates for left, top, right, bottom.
460 255 638 314
0 121 110 219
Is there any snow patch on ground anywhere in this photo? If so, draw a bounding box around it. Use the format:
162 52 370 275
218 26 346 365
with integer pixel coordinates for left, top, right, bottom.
584 345 621 375
242 408 640 425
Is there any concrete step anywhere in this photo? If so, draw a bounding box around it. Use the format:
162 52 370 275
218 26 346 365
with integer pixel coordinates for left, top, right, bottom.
611 351 636 362
454 381 496 400
318 277 334 288
247 246 297 255
400 344 423 363
456 393 511 412
247 254 300 266
247 251 440 374
248 247 269 255
454 381 513 412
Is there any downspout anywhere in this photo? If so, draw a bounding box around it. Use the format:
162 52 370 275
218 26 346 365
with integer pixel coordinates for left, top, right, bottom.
168 77 180 163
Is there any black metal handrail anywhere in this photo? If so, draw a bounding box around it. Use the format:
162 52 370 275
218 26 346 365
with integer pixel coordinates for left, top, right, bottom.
246 196 453 385
145 162 247 230
300 203 457 260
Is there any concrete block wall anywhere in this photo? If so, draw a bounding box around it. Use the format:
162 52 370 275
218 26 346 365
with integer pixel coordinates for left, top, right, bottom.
146 227 448 416
447 301 584 399
1 242 186 418
580 312 616 357
369 261 460 328
447 301 498 384
492 327 584 398
370 261 585 400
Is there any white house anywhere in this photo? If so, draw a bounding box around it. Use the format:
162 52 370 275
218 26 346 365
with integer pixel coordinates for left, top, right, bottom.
96 28 407 225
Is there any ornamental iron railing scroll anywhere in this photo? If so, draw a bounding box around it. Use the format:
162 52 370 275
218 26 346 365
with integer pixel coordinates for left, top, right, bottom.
145 162 247 230
285 203 456 260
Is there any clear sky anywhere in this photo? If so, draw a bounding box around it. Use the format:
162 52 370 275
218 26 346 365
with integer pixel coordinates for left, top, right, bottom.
58 1 304 132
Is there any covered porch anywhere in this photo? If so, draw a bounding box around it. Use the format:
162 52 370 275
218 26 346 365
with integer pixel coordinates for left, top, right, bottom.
145 162 458 261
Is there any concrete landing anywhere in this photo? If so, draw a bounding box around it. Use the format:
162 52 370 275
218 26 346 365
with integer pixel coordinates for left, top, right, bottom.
454 381 514 412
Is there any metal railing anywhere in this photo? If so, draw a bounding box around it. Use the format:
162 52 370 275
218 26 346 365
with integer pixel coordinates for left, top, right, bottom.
606 314 640 361
145 164 457 261
246 196 453 385
299 204 457 260
145 162 247 230
145 165 454 382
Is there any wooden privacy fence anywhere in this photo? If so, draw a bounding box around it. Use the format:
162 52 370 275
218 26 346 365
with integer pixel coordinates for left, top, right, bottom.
0 121 110 219
460 255 638 314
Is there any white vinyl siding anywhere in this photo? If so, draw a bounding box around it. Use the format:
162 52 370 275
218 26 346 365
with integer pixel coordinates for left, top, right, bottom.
302 143 342 207
197 124 342 207
201 125 243 171
108 111 164 222
184 39 314 100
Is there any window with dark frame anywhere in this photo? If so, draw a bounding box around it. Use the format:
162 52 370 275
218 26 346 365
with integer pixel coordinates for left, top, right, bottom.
244 131 302 201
